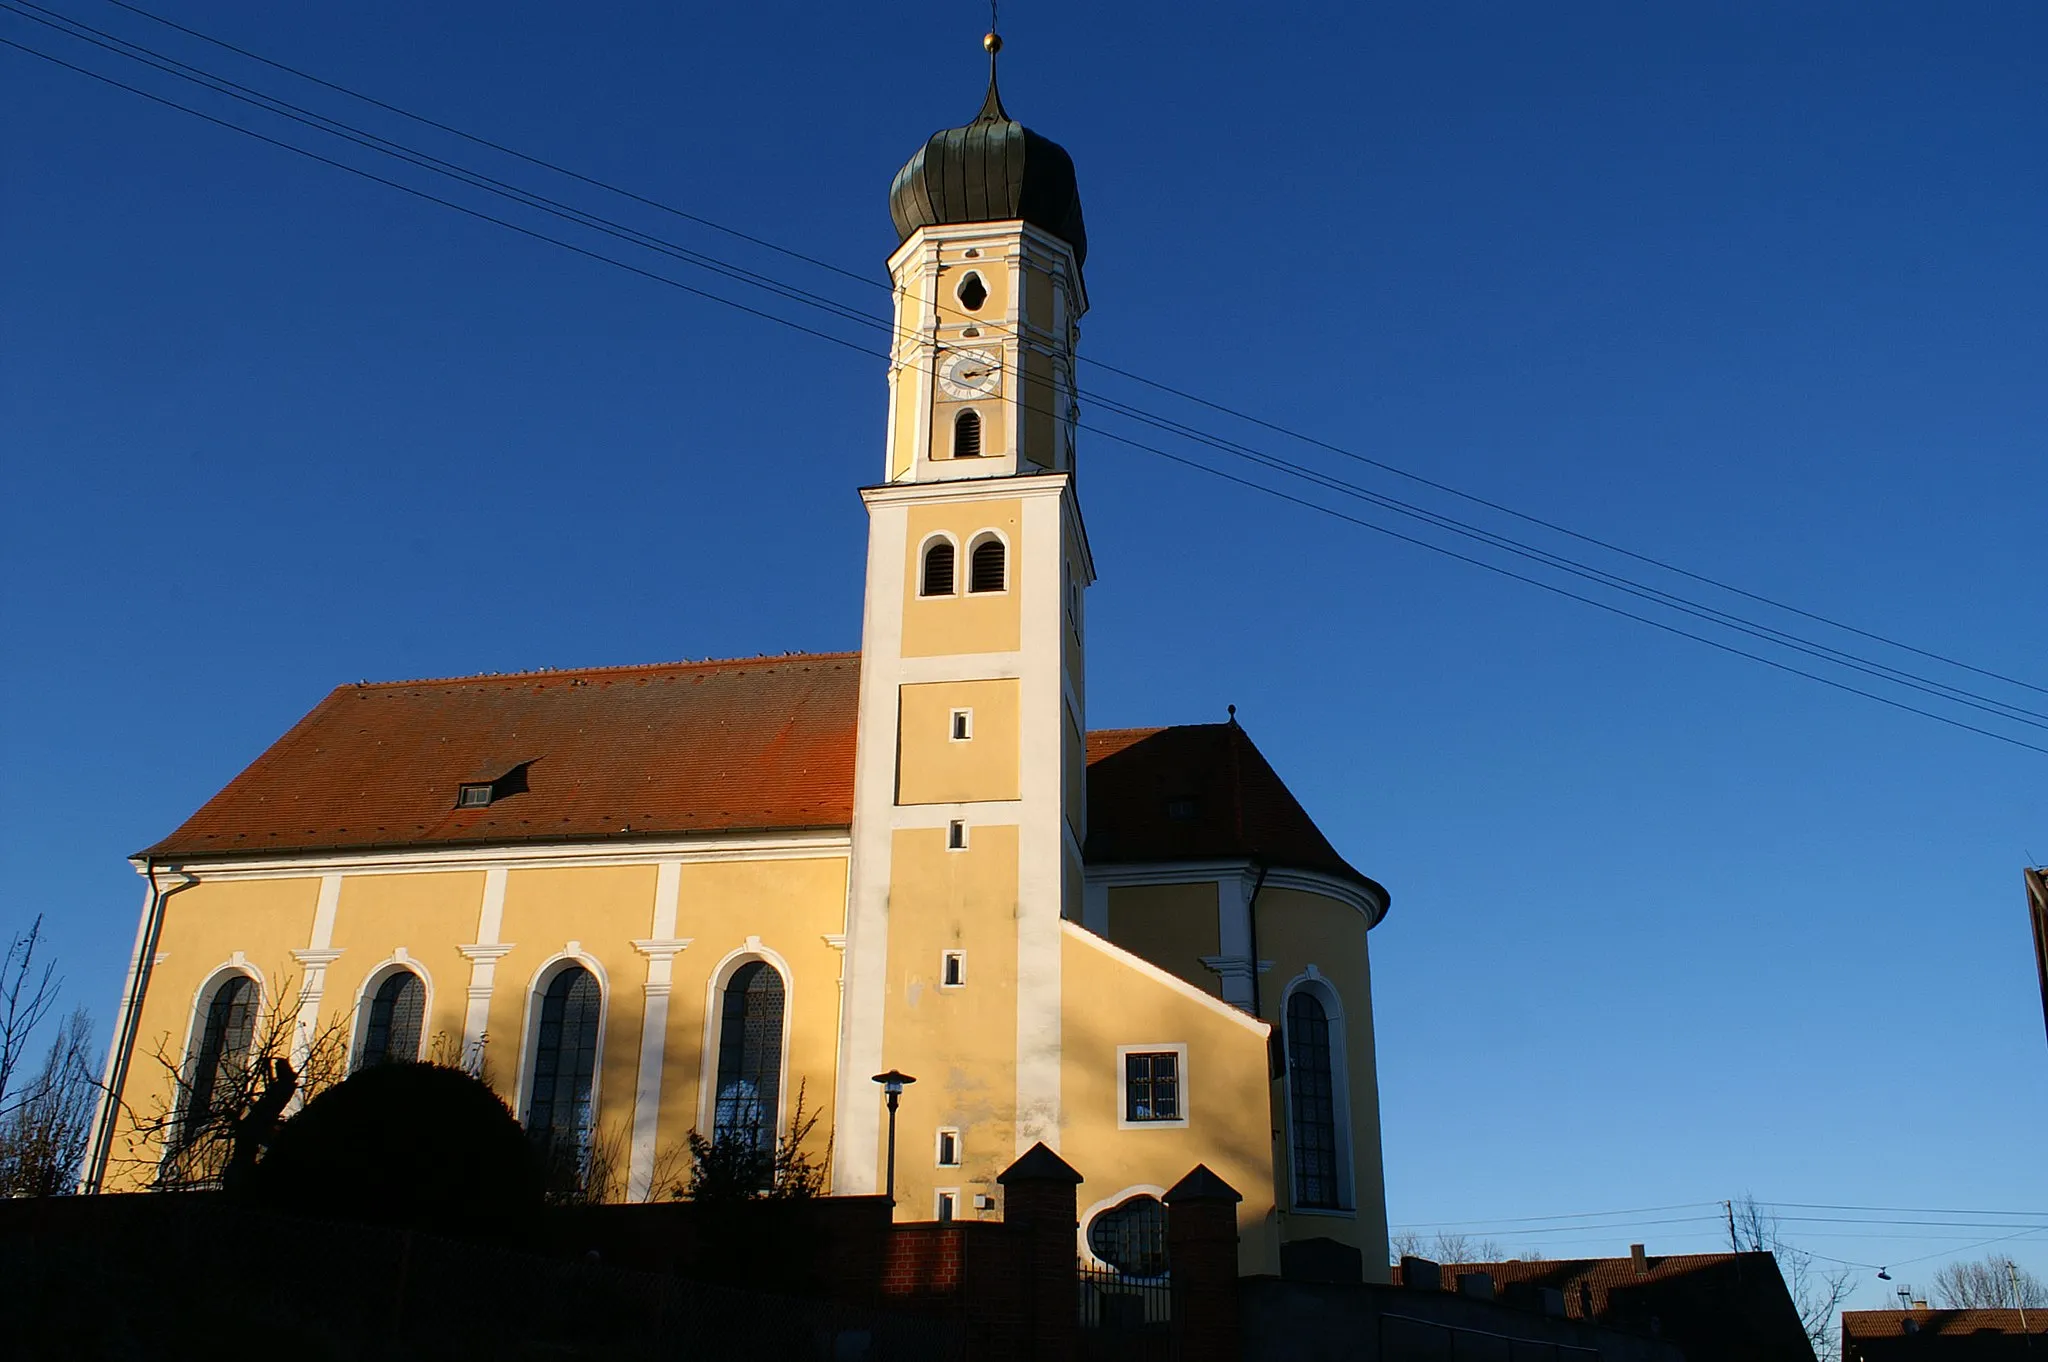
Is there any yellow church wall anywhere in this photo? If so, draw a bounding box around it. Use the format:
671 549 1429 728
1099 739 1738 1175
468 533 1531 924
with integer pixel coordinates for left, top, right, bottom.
1104 882 1223 998
881 824 1021 1220
1058 923 1279 1276
486 864 658 1167
897 677 1021 804
320 871 483 1064
1063 706 1087 831
1253 885 1391 1281
1024 262 1053 334
935 253 1011 328
901 498 1023 658
101 875 322 1189
1021 347 1055 469
656 855 847 1179
935 394 1009 460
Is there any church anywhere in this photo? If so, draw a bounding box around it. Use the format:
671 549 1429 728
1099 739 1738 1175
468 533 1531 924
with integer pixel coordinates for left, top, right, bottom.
84 40 1395 1282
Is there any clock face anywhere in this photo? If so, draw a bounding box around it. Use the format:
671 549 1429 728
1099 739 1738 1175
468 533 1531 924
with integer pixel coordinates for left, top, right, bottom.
937 348 1003 401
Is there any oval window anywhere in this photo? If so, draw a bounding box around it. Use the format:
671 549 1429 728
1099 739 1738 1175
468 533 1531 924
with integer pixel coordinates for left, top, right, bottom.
1087 1195 1168 1277
956 272 988 312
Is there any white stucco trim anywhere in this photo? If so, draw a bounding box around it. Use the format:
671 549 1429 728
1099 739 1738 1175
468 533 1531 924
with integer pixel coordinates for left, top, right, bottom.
1012 486 1067 1153
1077 1184 1171 1272
1115 1042 1190 1131
896 652 1024 684
888 802 1022 828
457 867 509 1068
127 828 851 882
1086 860 1388 929
1060 921 1271 1037
626 859 686 1202
695 938 797 1152
510 947 610 1137
1279 965 1357 1215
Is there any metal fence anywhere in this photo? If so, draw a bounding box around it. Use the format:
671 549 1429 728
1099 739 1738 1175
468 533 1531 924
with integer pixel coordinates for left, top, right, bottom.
1078 1262 1176 1361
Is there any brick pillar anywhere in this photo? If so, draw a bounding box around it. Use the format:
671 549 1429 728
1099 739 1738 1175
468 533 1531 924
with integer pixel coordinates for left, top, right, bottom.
1165 1164 1243 1362
998 1142 1082 1362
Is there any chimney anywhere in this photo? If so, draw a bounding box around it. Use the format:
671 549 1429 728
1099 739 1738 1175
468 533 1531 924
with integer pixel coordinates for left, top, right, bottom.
1630 1244 1649 1276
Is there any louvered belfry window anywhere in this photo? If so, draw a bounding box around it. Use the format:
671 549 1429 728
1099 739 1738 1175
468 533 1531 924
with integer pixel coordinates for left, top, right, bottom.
922 540 956 596
969 538 1005 593
953 408 982 458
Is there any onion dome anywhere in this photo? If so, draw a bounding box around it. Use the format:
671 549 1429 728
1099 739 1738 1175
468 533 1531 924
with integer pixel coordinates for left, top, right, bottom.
887 34 1087 266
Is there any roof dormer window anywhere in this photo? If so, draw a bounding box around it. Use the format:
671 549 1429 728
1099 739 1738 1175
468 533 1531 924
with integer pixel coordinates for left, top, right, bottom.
457 783 493 808
455 760 531 810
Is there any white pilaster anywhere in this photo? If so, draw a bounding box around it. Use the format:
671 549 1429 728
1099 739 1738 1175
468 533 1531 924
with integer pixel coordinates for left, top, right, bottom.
287 872 346 1078
626 858 688 1201
457 866 511 1073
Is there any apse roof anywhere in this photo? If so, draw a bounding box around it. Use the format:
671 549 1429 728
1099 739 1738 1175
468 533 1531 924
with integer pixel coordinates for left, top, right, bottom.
141 655 1380 903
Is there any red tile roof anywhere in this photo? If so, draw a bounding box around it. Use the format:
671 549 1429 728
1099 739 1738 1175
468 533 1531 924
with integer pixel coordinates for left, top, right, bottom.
1396 1253 1814 1362
145 656 1379 898
1844 1310 2048 1362
1084 724 1382 897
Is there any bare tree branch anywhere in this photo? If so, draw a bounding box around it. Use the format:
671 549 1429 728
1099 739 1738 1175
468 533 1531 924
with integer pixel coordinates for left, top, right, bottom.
0 915 62 1116
1733 1194 1854 1362
0 1008 97 1196
1932 1257 2047 1309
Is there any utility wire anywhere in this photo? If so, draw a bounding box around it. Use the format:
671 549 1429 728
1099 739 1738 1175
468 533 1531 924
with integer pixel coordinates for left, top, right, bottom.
9 25 2048 759
17 0 2048 735
1391 1201 1725 1229
83 0 2048 705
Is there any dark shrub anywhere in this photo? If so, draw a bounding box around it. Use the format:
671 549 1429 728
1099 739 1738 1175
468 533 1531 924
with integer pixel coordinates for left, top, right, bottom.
249 1062 543 1234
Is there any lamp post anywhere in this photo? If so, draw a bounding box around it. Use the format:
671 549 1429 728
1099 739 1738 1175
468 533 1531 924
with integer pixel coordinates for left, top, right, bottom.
870 1069 916 1206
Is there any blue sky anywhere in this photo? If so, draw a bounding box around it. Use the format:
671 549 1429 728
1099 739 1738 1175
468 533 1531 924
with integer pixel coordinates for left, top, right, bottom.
3 0 2043 1300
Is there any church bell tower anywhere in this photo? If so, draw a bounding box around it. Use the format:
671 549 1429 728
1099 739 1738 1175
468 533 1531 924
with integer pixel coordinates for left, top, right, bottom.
834 33 1095 1209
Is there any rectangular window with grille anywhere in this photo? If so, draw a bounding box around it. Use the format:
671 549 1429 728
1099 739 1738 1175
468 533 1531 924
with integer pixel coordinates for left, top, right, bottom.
1123 1051 1181 1123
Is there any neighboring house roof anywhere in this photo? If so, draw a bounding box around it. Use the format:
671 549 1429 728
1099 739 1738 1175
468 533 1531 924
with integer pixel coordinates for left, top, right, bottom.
1844 1310 2048 1362
144 656 1378 897
1396 1253 1815 1362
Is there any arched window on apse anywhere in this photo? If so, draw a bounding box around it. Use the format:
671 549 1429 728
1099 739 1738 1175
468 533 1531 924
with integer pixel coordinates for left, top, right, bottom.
526 966 601 1155
1286 989 1342 1209
921 539 956 597
969 537 1006 593
360 971 425 1068
713 960 786 1156
953 408 983 459
179 973 256 1154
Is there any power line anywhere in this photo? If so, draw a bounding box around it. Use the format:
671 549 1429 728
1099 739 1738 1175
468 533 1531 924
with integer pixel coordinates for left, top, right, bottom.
83 0 2048 707
1391 1201 1725 1229
1768 1202 2048 1219
9 23 2048 758
18 0 2048 738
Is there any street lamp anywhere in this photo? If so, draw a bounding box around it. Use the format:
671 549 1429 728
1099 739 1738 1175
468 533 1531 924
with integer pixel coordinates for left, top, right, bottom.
870 1069 917 1206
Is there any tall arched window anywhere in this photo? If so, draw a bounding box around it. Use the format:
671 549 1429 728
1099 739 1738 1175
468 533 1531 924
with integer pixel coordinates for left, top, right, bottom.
921 539 956 597
969 536 1006 593
1286 990 1341 1208
713 960 785 1153
953 408 982 458
527 965 601 1151
359 970 425 1068
183 973 256 1139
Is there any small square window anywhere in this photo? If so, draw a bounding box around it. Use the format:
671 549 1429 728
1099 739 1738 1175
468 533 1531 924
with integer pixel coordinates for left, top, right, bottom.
457 783 493 808
950 709 973 741
936 1128 961 1167
1122 1049 1184 1125
947 820 967 851
936 1190 959 1223
1165 797 1199 822
941 950 966 988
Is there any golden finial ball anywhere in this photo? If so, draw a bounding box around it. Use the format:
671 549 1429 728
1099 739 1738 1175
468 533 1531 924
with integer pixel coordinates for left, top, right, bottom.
984 32 1002 53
